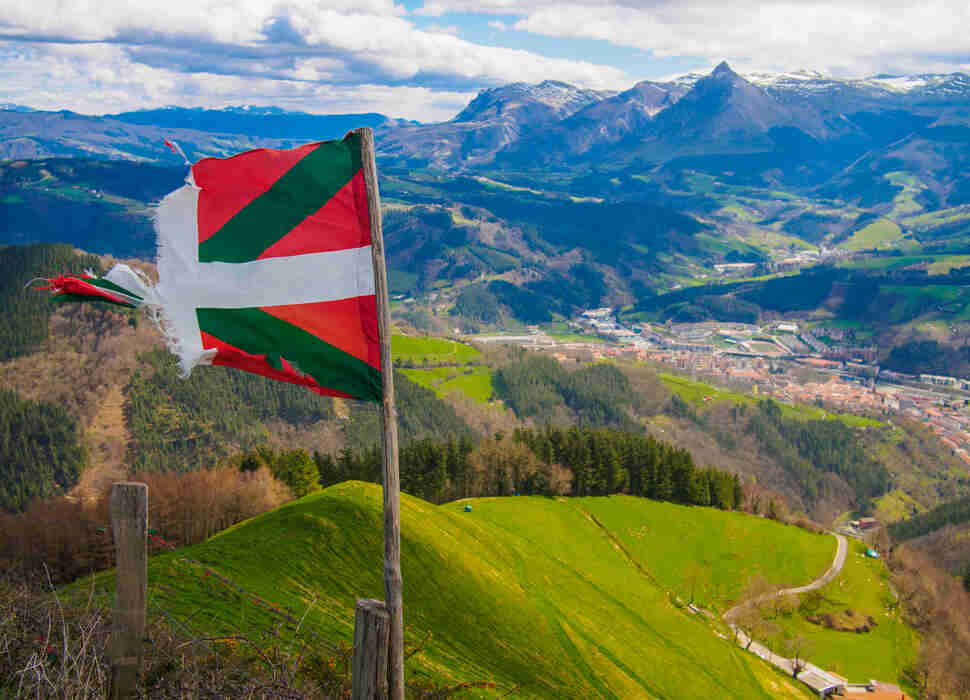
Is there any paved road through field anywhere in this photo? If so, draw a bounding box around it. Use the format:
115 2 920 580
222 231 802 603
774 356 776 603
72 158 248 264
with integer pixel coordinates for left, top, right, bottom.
724 532 848 621
723 532 849 683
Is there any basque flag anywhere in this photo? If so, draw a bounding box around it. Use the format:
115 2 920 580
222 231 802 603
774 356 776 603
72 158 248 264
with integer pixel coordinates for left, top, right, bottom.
42 132 382 402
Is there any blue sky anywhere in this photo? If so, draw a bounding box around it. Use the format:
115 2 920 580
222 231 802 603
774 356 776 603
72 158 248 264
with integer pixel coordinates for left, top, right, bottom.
0 1 968 121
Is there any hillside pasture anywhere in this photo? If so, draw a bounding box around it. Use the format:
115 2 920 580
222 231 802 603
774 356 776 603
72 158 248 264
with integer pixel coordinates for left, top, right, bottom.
402 366 494 403
81 483 831 698
575 495 834 611
842 219 904 251
391 334 481 365
658 373 882 427
770 539 918 689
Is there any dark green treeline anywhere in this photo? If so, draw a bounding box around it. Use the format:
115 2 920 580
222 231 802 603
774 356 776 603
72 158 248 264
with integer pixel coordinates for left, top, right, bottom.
313 426 743 510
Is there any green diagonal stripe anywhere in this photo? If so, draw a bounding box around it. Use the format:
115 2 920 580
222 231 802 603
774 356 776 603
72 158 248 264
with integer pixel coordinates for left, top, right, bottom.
198 132 363 263
196 306 381 402
89 277 143 300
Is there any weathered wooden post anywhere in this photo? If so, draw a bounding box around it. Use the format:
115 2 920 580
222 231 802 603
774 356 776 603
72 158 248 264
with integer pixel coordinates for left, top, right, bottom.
358 127 404 700
108 482 148 700
352 598 391 700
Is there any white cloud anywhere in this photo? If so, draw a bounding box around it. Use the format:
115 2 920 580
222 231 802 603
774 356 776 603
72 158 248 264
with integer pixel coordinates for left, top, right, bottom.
4 0 967 122
418 0 970 77
423 24 462 36
0 0 630 93
0 42 475 121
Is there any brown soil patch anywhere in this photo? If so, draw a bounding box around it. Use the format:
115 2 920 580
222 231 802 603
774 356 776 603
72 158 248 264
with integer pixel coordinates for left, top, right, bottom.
806 608 878 633
70 383 130 502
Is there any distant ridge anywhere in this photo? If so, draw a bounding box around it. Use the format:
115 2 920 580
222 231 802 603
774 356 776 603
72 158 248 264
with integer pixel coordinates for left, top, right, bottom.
109 106 389 140
0 103 36 113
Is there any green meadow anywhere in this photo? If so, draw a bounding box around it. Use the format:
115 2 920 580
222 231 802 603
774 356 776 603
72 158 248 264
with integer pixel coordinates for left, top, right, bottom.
576 495 834 612
842 219 904 251
83 484 838 698
402 366 494 403
772 539 918 688
391 334 481 365
657 373 882 428
394 334 495 404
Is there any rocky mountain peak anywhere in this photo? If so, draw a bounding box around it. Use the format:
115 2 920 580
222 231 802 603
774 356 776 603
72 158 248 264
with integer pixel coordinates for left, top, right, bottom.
452 80 607 124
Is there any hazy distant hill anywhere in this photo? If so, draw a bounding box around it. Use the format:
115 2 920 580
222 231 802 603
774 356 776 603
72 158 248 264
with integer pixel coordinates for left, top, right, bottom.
0 106 390 163
109 106 388 142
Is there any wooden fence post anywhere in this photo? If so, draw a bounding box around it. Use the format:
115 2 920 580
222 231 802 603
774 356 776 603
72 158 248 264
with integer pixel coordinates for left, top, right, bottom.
352 598 390 700
109 482 148 700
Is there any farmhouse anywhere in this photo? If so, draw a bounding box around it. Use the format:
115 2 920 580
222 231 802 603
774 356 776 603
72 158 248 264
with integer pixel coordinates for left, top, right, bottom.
797 665 845 697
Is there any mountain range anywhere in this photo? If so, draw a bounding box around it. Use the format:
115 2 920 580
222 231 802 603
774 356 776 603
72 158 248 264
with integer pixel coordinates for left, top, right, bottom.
4 61 970 340
379 61 970 171
4 61 970 170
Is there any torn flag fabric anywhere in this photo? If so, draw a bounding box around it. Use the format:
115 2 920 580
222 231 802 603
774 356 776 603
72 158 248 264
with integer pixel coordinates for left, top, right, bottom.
42 132 382 402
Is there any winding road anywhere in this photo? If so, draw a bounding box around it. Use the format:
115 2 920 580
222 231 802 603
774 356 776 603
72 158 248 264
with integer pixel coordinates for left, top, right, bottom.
723 532 849 681
724 532 848 621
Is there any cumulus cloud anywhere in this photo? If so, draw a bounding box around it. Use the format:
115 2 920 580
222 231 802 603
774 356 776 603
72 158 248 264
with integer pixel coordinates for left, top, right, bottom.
4 0 967 120
0 41 476 121
418 0 970 77
0 0 630 119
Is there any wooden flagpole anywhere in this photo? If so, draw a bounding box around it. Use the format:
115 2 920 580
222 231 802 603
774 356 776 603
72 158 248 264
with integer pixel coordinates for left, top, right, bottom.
358 126 404 700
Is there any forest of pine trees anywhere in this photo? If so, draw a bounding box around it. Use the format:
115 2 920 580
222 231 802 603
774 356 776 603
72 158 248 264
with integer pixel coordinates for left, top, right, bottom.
0 243 104 361
746 399 889 511
312 427 743 510
126 349 337 472
889 494 970 541
492 354 639 429
0 388 86 512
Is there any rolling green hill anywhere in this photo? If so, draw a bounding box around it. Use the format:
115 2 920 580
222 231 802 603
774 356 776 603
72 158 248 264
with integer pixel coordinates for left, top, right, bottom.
85 482 841 698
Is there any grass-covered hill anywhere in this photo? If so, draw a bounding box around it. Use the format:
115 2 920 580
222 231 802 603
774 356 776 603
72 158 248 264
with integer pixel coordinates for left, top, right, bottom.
88 482 840 699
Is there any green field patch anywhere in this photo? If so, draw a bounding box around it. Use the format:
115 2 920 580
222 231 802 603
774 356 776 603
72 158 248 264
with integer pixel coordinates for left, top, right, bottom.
743 228 817 252
79 484 816 698
744 340 784 355
392 334 481 365
472 175 544 196
401 366 461 387
658 373 882 427
839 255 929 271
545 329 607 344
438 368 494 403
875 489 925 522
403 366 495 403
885 172 924 219
718 202 757 222
772 539 918 688
842 218 904 251
577 495 835 611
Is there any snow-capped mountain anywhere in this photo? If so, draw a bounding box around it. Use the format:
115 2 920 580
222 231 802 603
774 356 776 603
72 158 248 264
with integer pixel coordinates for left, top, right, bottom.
745 69 970 110
378 80 614 167
453 80 611 124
